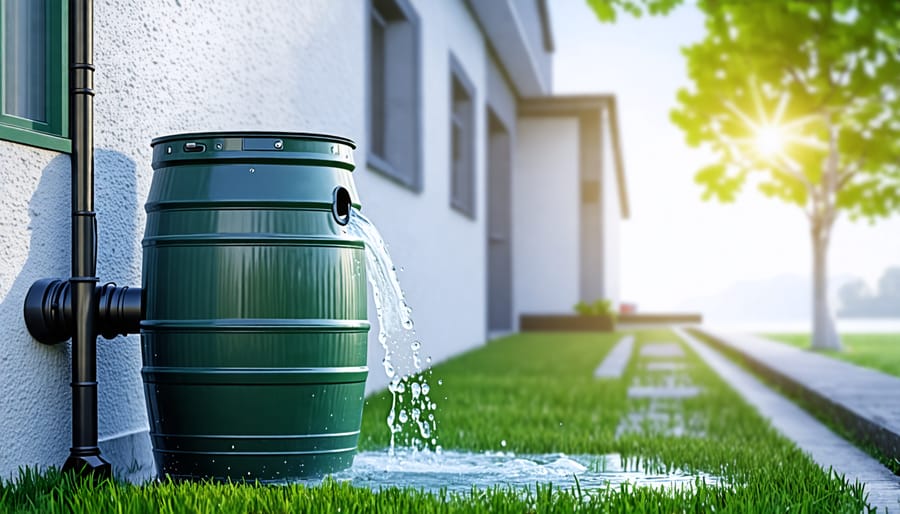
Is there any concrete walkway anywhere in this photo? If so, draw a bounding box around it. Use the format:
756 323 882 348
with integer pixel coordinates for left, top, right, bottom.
692 327 900 465
675 328 900 512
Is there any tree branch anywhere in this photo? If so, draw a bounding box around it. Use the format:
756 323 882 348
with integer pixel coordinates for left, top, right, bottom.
787 66 813 96
836 168 858 191
824 113 840 230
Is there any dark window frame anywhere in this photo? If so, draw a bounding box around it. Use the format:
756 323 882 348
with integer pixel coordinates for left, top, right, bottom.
0 0 69 153
366 0 422 192
449 54 476 219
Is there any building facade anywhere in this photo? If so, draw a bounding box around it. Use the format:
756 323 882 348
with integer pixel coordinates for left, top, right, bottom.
0 0 626 479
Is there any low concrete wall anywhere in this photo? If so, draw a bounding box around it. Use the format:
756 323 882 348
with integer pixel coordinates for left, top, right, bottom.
619 313 703 324
520 314 615 332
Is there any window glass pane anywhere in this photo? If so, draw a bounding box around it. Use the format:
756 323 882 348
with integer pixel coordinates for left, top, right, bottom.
3 0 47 122
369 13 386 158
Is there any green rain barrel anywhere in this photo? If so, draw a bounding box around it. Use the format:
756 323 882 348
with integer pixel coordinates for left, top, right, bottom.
142 132 368 481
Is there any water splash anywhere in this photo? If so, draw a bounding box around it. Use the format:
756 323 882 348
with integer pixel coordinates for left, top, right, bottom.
347 210 439 453
326 450 725 494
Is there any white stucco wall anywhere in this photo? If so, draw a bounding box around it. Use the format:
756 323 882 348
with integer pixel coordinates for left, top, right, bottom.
0 0 498 480
357 0 489 392
0 0 366 480
602 112 623 306
513 117 581 316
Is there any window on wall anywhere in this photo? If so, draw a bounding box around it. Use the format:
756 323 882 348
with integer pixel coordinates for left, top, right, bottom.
0 0 69 153
449 57 475 218
368 0 420 190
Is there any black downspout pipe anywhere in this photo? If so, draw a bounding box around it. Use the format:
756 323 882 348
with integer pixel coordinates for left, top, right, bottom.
63 0 109 476
21 0 143 477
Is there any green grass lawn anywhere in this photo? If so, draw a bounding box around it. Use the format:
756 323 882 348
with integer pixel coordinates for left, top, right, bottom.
763 333 900 377
0 331 871 512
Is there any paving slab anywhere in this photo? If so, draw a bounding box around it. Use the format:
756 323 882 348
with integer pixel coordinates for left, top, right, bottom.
675 327 900 512
632 373 694 388
627 385 701 399
646 362 686 371
640 342 684 358
616 409 691 438
594 335 635 379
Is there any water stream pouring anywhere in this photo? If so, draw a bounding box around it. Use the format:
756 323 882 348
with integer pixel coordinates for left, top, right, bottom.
347 211 440 453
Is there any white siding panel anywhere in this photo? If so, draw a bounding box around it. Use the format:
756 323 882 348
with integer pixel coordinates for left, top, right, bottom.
513 117 581 317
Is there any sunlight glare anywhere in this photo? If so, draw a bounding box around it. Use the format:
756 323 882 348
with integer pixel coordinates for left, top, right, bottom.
755 125 785 158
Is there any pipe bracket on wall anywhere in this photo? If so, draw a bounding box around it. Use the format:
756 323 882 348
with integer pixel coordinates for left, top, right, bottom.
24 278 143 345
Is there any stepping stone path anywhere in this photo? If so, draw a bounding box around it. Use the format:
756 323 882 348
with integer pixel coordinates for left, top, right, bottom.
615 340 705 437
629 342 699 399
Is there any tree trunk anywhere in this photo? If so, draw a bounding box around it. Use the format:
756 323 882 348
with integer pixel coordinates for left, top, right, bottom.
811 224 842 351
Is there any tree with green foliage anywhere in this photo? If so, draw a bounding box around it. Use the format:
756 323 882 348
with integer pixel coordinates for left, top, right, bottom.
589 0 900 350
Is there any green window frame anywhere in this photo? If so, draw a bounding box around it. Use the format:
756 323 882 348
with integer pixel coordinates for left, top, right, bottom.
0 0 69 153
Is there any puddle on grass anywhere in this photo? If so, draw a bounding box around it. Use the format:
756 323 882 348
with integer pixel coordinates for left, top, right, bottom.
322 449 723 493
339 213 723 494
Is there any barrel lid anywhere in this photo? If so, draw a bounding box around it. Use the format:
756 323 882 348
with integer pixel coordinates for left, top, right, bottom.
151 131 356 149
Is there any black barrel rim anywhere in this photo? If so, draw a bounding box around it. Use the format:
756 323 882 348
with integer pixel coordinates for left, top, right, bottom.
151 131 356 149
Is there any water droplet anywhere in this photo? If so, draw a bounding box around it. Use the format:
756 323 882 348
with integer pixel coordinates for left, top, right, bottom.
421 383 430 395
438 379 443 386
399 410 408 423
412 408 421 420
411 341 421 351
501 440 507 447
411 382 421 399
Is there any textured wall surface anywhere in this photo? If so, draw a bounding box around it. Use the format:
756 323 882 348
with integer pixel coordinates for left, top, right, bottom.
513 117 581 316
0 0 497 480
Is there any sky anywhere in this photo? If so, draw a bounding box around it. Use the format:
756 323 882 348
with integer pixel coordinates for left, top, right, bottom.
549 1 900 312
